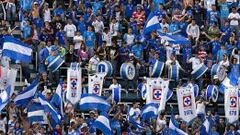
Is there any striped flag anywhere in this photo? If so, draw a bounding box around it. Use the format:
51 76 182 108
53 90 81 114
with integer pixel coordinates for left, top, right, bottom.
27 102 45 124
14 78 39 108
2 36 32 63
93 112 113 135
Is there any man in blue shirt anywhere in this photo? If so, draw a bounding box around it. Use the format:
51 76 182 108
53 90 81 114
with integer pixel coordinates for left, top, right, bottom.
169 18 180 35
53 5 65 20
21 20 31 39
77 15 86 35
217 45 227 62
131 37 143 60
207 5 220 26
125 0 134 19
83 26 96 56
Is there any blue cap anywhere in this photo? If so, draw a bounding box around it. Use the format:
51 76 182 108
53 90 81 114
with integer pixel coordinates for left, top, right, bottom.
51 46 57 52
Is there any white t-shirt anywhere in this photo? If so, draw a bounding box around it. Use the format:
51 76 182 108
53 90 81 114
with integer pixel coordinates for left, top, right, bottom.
228 12 240 26
89 56 100 72
102 32 112 46
73 35 83 50
188 57 201 70
110 22 119 37
109 83 121 90
0 117 7 133
43 9 51 22
165 46 173 60
196 102 205 115
129 107 141 124
92 20 104 33
204 0 216 11
219 60 230 68
64 24 77 38
124 34 135 46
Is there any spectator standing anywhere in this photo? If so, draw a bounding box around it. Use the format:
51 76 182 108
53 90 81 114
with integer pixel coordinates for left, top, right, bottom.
228 7 240 38
83 26 96 57
186 19 200 45
64 19 77 44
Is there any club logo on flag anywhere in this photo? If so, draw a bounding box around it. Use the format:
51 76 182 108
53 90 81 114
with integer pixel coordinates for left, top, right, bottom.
93 84 100 94
230 96 237 108
183 96 192 107
70 78 77 90
152 89 162 100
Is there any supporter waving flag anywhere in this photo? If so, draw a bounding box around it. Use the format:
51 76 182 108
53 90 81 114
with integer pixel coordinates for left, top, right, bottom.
0 86 11 111
2 36 32 63
14 77 39 108
169 111 188 135
93 112 113 135
143 12 160 35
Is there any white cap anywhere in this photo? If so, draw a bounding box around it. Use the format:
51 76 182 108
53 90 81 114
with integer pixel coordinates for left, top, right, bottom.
213 75 218 79
34 2 39 5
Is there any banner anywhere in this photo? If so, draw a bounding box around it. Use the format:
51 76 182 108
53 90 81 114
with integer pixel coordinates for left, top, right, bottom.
146 78 169 113
112 84 121 103
177 86 197 123
66 63 82 105
224 87 239 124
0 66 17 95
88 73 105 96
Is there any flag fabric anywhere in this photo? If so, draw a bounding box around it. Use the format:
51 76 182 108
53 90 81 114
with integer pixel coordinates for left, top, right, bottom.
93 112 113 135
158 32 190 45
200 118 211 135
78 94 110 112
0 86 11 111
137 83 147 100
141 103 158 121
219 71 239 93
112 84 121 103
143 12 161 35
38 94 61 126
51 82 63 116
14 78 39 108
169 112 188 135
145 78 169 113
88 73 104 96
66 64 82 105
224 86 239 124
27 102 45 124
0 66 17 95
128 111 145 130
177 85 197 123
2 36 32 63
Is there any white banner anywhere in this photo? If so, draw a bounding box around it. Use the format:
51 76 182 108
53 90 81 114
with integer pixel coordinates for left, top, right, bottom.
88 73 105 96
66 66 82 105
224 87 239 124
177 86 197 123
146 78 169 113
0 66 17 95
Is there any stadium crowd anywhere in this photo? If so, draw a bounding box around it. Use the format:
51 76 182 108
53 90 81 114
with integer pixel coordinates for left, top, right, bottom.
0 0 240 134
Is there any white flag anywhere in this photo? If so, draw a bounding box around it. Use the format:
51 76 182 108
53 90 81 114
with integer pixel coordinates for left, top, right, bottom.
0 66 17 95
177 86 197 123
146 78 169 113
66 66 82 105
224 87 239 124
88 73 105 96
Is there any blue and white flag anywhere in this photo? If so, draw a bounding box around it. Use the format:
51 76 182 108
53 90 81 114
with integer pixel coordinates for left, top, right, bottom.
14 78 39 108
51 83 63 116
143 12 161 35
169 112 188 135
158 32 191 45
200 118 210 135
38 94 61 125
146 78 169 113
78 94 110 112
177 85 197 123
219 71 239 93
88 73 104 96
27 102 45 124
141 103 158 121
0 86 11 111
112 84 121 103
66 63 82 105
128 111 145 130
93 112 113 135
2 36 32 63
224 87 239 124
137 83 147 100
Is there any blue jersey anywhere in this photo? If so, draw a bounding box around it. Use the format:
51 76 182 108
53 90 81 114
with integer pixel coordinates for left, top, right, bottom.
182 47 192 63
21 0 32 11
207 11 220 25
219 2 229 18
21 26 31 38
125 4 134 18
169 22 179 33
56 31 65 45
131 44 143 59
211 41 221 60
92 1 102 15
77 21 86 35
83 31 96 47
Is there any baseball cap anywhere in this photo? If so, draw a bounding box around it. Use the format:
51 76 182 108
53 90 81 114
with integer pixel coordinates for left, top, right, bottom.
34 2 39 5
